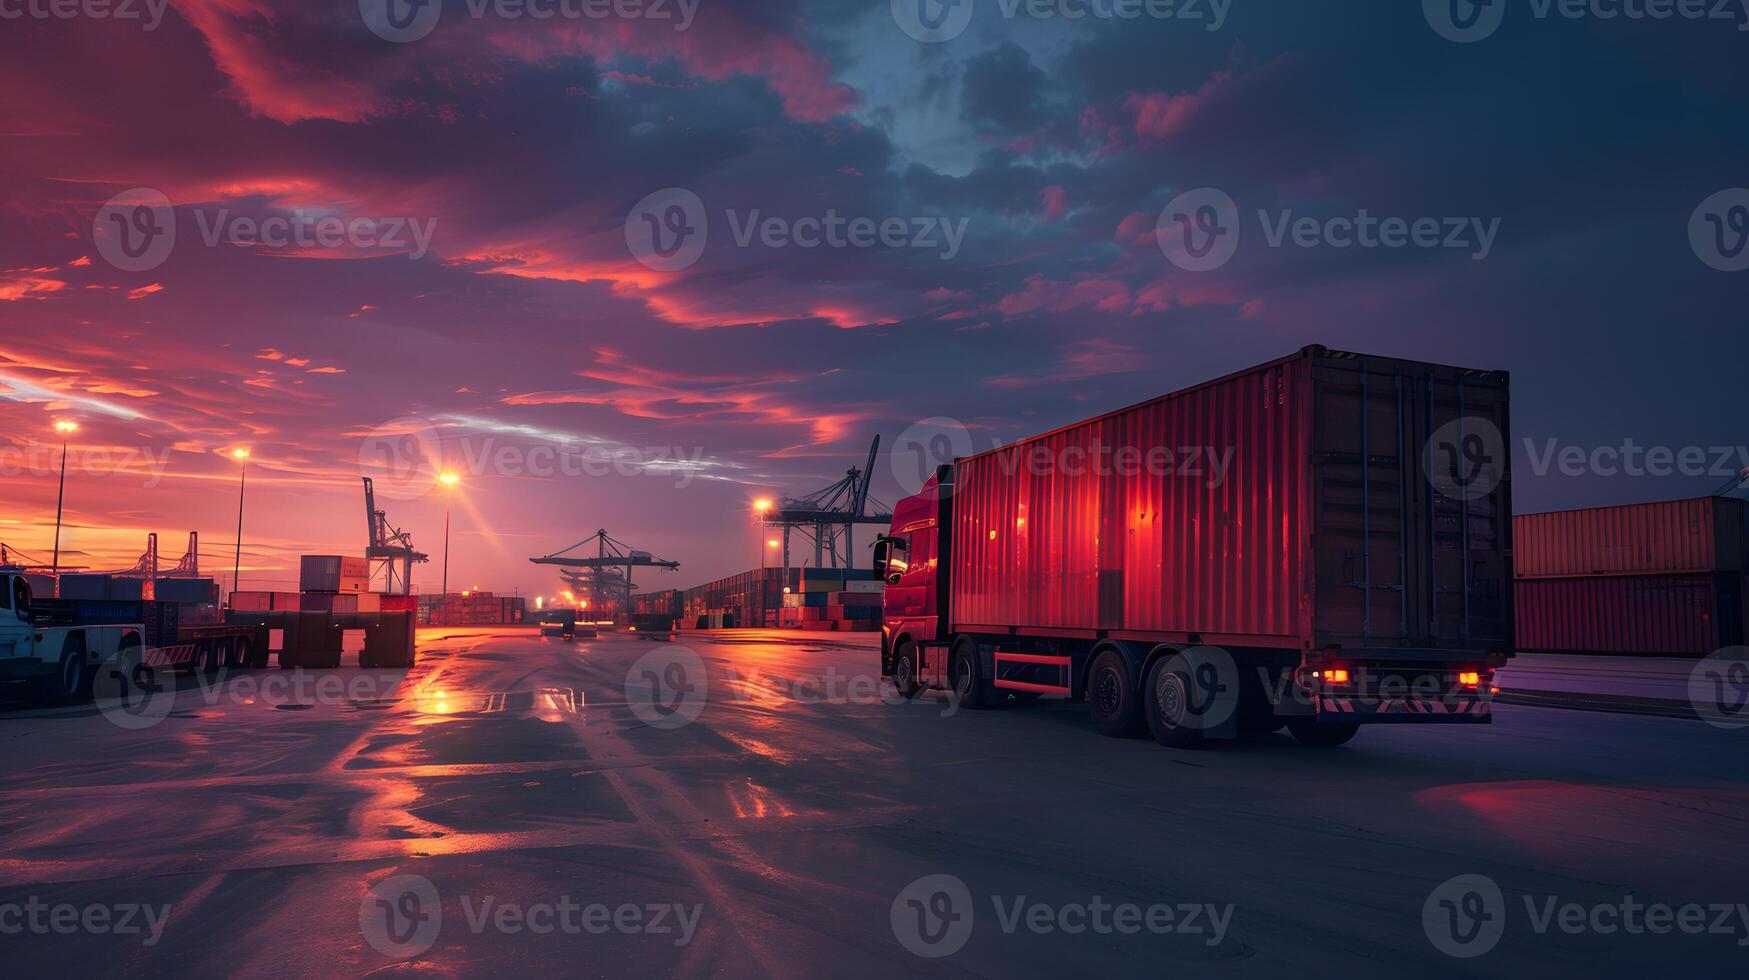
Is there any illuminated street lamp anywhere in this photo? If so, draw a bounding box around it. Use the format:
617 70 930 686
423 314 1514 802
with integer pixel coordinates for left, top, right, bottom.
231 447 250 599
754 498 775 627
50 420 78 596
439 472 460 618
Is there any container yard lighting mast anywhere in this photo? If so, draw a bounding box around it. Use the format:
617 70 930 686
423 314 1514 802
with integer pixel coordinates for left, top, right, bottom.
529 530 678 620
763 435 893 573
363 477 429 595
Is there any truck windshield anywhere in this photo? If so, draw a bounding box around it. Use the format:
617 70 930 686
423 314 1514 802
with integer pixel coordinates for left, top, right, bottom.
13 577 31 619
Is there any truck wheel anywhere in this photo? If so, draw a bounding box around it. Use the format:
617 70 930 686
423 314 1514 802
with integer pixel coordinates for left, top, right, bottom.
32 645 89 704
1087 649 1144 737
199 642 222 675
1143 659 1204 749
948 639 992 709
1286 720 1359 747
891 642 920 700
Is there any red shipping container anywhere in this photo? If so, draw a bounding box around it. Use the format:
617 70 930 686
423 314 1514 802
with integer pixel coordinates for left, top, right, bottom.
1515 573 1745 656
945 347 1513 654
1514 497 1744 579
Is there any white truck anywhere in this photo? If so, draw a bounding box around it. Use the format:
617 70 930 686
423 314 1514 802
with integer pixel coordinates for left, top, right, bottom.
1 569 143 703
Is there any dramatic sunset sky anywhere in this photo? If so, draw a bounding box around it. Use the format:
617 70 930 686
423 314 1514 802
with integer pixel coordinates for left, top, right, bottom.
1 1 1744 598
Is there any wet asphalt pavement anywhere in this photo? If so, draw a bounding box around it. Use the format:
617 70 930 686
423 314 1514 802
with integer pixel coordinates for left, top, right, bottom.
1 627 1746 978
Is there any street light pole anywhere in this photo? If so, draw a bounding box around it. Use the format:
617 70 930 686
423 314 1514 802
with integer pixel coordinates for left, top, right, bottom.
439 473 459 624
50 421 78 597
753 498 772 628
231 448 250 599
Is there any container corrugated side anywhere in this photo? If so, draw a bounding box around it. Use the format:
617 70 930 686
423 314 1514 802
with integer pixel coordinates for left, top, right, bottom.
1514 573 1743 656
1514 497 1742 579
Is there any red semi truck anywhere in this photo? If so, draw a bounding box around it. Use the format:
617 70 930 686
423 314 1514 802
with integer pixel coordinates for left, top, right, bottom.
876 346 1513 747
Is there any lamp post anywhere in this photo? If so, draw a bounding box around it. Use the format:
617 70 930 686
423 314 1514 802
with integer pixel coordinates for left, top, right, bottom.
230 448 250 600
50 421 78 596
439 472 460 623
753 498 772 627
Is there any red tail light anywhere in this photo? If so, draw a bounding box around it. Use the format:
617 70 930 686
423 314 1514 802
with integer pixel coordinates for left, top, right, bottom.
1458 671 1481 688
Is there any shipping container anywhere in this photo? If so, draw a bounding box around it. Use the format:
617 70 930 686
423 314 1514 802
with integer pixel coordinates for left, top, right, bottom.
156 577 219 605
59 573 115 601
1515 497 1744 579
299 555 371 594
879 346 1513 747
1515 573 1744 657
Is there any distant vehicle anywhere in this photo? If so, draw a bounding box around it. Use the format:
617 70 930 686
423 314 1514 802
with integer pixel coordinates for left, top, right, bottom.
627 613 676 639
538 608 596 639
876 346 1513 748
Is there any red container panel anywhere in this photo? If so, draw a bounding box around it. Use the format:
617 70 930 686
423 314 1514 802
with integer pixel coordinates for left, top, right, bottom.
1514 497 1743 579
1515 573 1743 656
947 347 1513 654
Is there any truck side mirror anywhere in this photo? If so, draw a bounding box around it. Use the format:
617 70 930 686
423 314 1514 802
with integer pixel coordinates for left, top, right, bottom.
877 535 908 585
872 538 890 576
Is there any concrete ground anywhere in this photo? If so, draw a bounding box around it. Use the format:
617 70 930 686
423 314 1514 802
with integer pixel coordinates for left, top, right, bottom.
1 627 1746 978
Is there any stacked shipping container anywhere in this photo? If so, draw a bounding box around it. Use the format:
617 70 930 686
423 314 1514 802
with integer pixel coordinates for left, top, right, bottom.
419 592 527 626
1514 496 1747 656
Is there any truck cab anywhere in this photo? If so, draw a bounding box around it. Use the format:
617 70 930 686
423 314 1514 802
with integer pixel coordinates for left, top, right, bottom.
1 570 142 702
874 469 951 693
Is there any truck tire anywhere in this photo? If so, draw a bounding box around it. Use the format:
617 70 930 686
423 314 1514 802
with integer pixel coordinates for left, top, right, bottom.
1087 649 1144 737
1143 658 1204 749
198 641 222 675
32 641 90 704
1286 719 1359 748
891 641 920 700
948 638 992 709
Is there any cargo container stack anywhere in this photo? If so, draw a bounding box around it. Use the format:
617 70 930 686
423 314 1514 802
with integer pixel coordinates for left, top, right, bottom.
419 592 527 626
1514 497 1747 656
778 568 882 632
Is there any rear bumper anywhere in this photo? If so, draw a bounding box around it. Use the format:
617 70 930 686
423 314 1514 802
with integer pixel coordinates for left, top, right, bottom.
1316 693 1493 724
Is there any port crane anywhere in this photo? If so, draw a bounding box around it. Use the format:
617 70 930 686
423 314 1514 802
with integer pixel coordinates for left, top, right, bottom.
529 530 678 619
364 477 428 595
762 435 892 572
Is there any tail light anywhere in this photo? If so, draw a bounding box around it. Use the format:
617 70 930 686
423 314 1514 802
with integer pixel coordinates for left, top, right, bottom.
1458 671 1481 688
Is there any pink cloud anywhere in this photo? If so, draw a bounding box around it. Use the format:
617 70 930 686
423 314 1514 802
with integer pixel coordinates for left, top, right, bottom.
1041 185 1068 221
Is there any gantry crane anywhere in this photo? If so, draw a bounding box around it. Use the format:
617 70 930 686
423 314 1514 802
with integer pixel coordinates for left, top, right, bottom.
762 435 892 572
364 477 428 595
530 530 678 620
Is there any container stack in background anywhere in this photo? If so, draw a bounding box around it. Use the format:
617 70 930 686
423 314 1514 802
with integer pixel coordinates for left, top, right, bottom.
1514 496 1747 656
419 591 527 626
680 567 788 629
231 554 420 619
779 568 882 632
